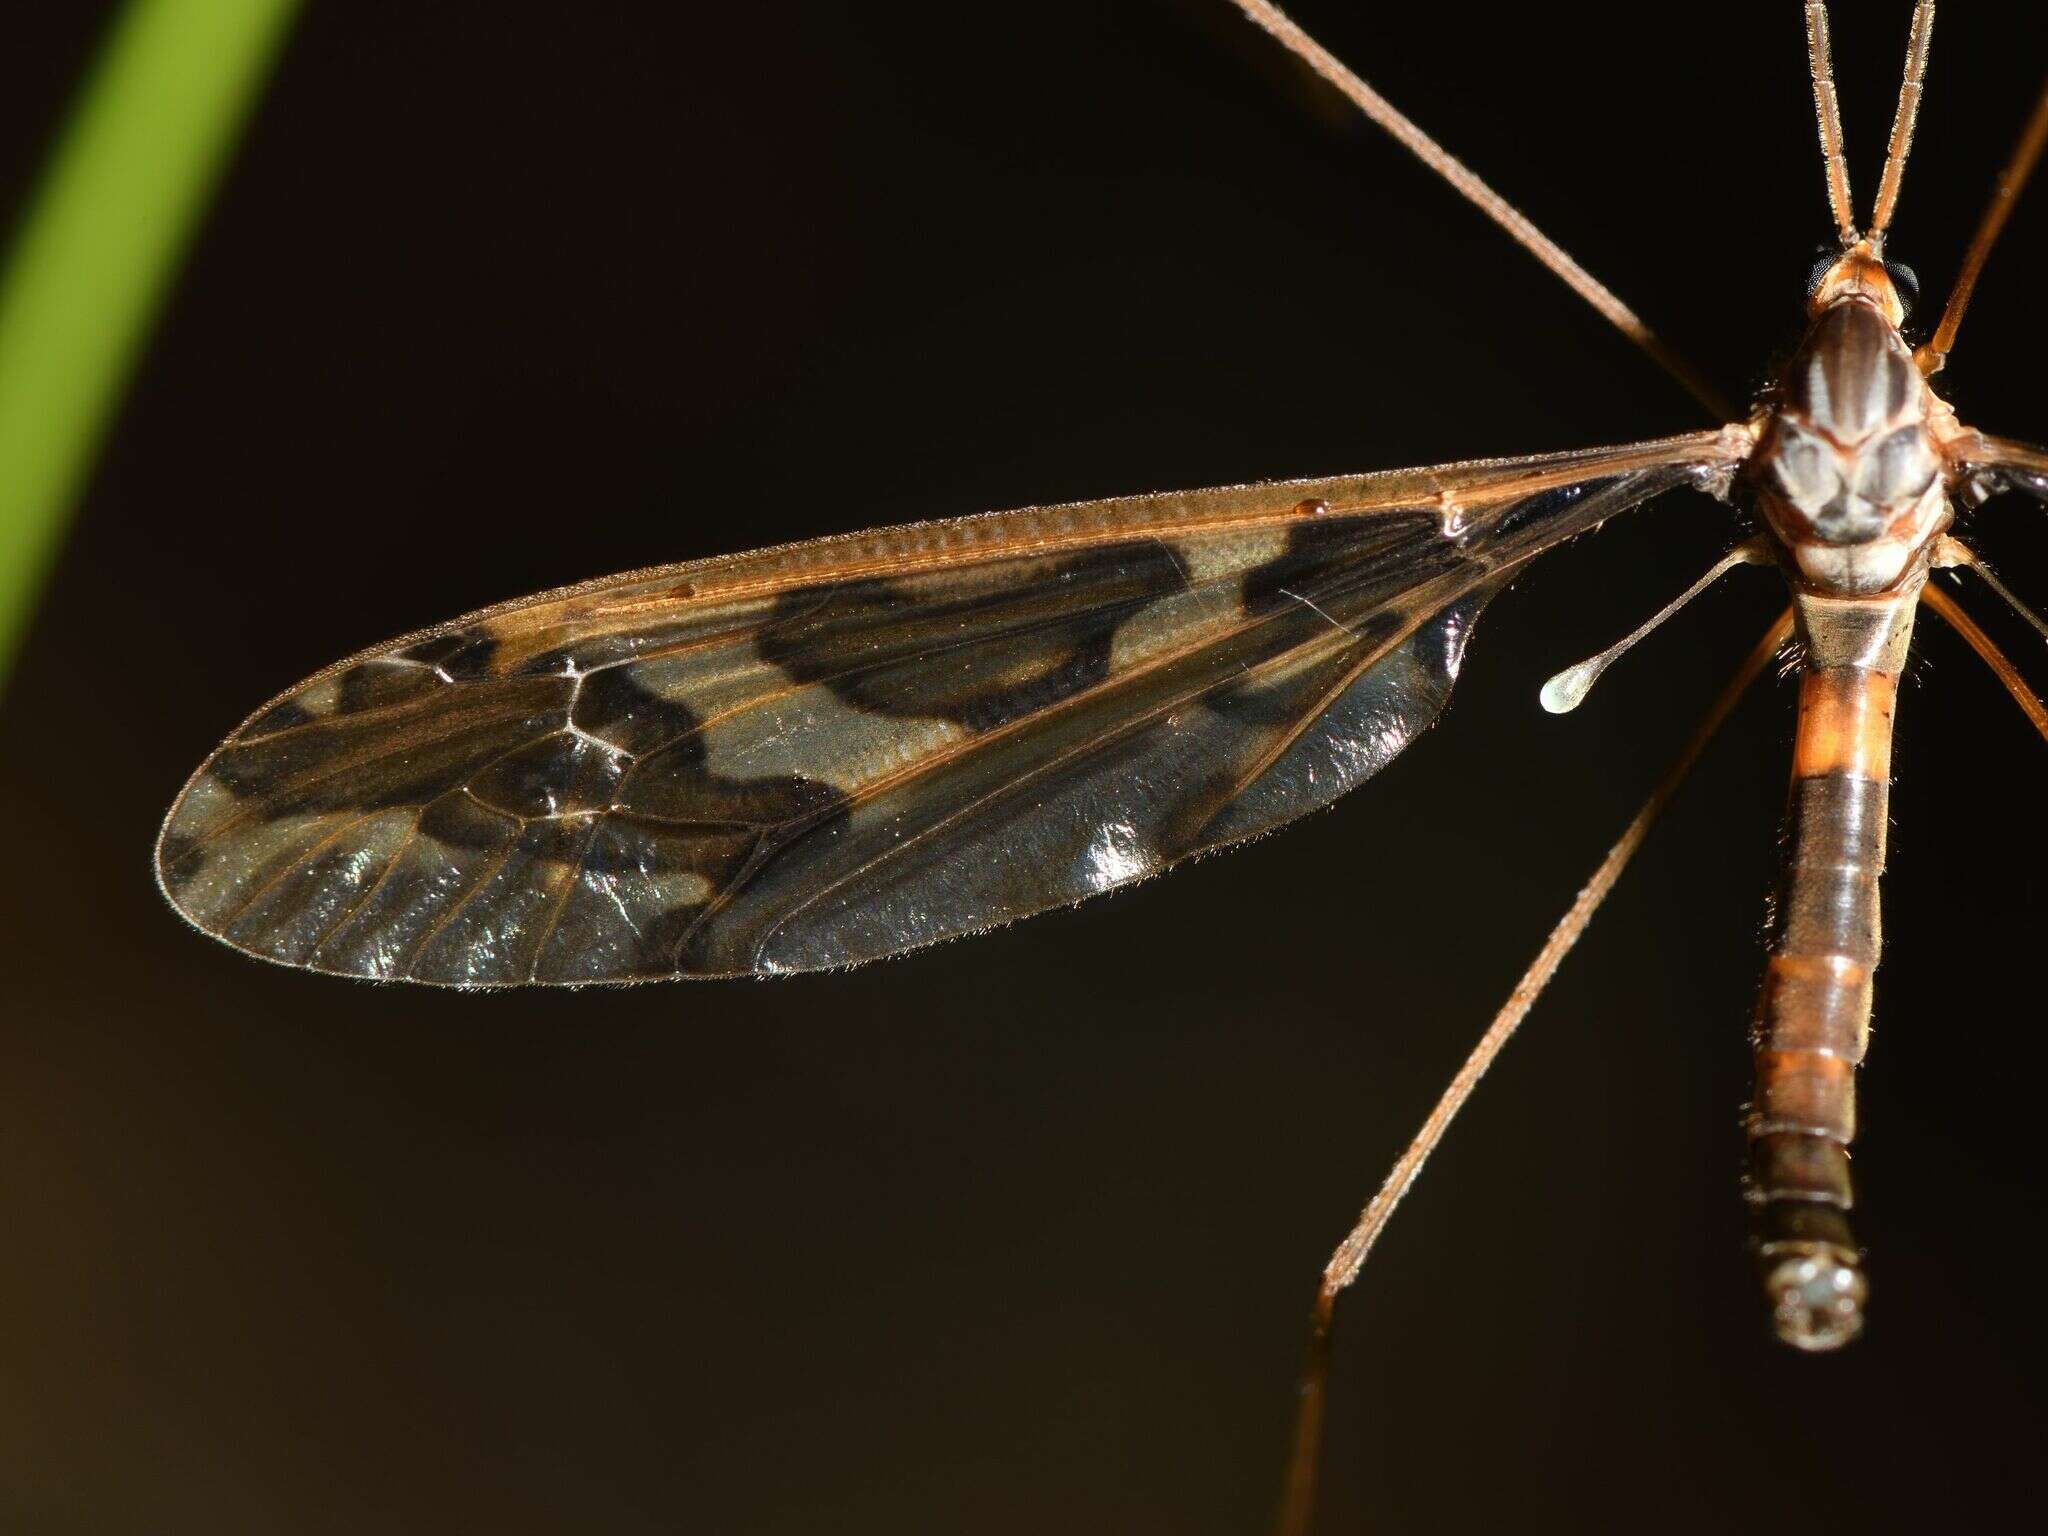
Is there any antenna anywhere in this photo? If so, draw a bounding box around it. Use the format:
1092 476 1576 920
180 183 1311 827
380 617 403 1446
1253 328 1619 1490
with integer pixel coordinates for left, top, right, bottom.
1868 2 1936 240
1805 2 1859 244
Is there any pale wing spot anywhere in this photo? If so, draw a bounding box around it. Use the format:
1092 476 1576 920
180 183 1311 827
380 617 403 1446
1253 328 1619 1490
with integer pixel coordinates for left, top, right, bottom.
295 675 345 716
237 808 420 959
170 808 337 925
1108 582 1243 675
637 866 712 912
1175 526 1291 584
169 770 237 842
697 681 965 794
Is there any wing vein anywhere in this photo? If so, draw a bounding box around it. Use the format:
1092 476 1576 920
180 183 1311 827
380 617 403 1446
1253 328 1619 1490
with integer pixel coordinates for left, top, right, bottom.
744 578 1463 963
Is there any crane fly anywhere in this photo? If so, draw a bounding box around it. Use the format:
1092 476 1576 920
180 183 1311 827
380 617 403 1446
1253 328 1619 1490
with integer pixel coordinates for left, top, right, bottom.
154 2 2048 1525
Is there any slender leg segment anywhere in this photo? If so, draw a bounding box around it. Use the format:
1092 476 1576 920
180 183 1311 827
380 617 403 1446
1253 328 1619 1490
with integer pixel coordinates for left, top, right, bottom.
1920 68 2048 372
1923 581 2048 746
1225 0 1734 420
1275 610 1794 1536
1747 586 1920 1350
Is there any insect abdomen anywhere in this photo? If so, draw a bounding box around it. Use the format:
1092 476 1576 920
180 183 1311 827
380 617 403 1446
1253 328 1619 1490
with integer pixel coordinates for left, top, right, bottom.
1747 591 1915 1350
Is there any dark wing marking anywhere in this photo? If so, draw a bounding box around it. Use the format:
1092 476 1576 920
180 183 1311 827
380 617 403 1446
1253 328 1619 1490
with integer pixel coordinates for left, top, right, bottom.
157 430 1746 984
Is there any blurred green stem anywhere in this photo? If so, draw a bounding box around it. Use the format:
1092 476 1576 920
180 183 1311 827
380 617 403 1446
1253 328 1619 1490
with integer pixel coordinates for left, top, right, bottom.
0 0 300 684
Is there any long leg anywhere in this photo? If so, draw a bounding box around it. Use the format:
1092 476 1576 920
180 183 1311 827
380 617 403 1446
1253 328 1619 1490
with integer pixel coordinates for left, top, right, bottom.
1923 582 2048 744
1920 69 2048 372
1275 607 1795 1536
1224 0 1732 421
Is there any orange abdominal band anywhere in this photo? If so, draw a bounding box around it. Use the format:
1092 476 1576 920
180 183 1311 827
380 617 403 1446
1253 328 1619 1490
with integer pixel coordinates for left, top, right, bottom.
1793 668 1896 780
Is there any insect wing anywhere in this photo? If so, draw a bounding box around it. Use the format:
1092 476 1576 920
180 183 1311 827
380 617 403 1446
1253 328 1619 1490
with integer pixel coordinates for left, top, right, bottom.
1962 432 2048 503
157 431 1740 984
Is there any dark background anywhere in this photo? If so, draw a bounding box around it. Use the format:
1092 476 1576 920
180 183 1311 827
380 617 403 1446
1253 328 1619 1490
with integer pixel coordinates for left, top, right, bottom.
5 4 2045 1531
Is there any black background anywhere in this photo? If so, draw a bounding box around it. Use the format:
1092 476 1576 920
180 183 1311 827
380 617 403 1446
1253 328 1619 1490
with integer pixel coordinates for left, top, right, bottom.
5 4 2046 1532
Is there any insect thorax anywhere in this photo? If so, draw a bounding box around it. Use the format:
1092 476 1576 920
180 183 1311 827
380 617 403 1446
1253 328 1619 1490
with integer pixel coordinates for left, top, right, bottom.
1755 295 1950 596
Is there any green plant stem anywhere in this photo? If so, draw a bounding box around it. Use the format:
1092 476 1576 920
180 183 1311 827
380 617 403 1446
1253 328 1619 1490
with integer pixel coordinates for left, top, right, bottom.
0 0 300 684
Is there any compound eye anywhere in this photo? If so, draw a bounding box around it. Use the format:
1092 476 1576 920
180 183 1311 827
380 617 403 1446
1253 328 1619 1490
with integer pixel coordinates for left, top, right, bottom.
1884 260 1921 318
1806 248 1839 300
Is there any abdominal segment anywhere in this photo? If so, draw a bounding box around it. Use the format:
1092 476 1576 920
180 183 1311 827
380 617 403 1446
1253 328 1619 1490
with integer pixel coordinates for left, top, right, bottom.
1746 590 1916 1349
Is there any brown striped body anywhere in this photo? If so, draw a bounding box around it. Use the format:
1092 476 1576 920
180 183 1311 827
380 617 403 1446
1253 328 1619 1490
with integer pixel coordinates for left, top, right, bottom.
1743 238 1963 1350
1747 587 1918 1349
